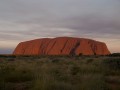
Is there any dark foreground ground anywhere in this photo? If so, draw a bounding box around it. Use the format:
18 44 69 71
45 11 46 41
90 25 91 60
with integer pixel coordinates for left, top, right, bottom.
0 55 120 90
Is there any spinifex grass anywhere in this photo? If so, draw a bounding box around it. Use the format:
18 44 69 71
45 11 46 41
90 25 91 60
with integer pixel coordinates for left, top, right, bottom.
0 55 119 90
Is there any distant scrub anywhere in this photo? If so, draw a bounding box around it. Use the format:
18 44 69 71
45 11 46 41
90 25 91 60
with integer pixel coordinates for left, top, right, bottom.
108 53 120 57
104 58 120 70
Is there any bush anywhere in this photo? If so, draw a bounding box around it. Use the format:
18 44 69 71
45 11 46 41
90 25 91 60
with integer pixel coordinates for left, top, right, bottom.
108 53 120 57
0 55 120 90
104 58 120 70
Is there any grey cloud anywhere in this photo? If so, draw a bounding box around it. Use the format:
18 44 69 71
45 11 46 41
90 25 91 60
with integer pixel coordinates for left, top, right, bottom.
0 14 120 41
60 15 120 34
0 0 120 53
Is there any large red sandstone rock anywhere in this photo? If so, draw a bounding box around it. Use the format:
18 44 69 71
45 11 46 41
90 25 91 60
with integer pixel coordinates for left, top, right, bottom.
13 37 110 55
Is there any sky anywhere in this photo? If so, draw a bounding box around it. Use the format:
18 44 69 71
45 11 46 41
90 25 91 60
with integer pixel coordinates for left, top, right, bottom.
0 0 120 54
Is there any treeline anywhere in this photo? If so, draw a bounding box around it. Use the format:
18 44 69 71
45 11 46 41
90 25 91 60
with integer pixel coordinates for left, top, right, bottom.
0 53 120 58
108 53 120 57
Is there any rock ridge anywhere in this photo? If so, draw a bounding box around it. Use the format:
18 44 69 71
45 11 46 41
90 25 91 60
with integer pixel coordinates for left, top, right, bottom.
13 37 110 55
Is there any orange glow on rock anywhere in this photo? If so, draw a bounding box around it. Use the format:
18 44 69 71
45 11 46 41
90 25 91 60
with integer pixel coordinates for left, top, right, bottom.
13 37 110 55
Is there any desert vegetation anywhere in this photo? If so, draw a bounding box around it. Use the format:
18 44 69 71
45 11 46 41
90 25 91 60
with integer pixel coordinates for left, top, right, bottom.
0 55 120 90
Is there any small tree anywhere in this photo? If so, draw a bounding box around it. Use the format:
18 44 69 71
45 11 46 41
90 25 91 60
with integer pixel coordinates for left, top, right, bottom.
94 52 96 56
79 53 83 56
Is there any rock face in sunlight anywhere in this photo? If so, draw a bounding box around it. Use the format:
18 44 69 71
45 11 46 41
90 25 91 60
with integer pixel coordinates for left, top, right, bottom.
13 37 110 55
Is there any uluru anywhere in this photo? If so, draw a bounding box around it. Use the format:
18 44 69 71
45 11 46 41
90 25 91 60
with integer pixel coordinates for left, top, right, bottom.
13 37 110 55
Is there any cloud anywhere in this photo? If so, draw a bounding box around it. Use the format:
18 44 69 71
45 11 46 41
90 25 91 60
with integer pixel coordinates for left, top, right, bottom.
0 0 120 53
60 15 120 34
